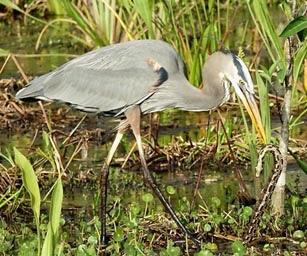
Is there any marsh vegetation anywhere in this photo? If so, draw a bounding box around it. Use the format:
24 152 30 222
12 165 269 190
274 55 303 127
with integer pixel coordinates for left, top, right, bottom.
0 0 306 255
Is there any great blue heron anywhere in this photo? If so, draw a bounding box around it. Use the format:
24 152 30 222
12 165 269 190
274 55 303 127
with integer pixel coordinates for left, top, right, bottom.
16 39 266 247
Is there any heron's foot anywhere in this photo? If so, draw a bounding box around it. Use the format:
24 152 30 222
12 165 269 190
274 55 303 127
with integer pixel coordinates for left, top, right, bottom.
100 233 110 248
97 244 108 256
98 235 110 256
187 232 201 249
237 191 256 206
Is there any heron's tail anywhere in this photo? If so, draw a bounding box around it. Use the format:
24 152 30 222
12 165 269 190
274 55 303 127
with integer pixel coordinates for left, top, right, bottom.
15 75 47 101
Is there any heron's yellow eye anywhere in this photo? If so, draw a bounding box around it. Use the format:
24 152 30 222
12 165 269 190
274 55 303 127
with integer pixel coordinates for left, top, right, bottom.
239 79 245 86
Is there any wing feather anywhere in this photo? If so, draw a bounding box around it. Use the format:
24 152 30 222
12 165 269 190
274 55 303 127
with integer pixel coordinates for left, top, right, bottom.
16 40 184 114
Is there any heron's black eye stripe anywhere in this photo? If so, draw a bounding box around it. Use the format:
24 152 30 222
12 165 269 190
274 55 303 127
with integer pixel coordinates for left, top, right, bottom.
232 54 248 84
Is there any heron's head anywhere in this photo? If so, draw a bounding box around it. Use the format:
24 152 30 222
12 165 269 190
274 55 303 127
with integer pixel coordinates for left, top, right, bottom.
203 51 267 143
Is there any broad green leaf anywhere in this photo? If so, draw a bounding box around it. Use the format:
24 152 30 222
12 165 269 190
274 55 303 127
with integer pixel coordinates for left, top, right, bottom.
14 148 41 224
14 147 41 255
280 16 307 37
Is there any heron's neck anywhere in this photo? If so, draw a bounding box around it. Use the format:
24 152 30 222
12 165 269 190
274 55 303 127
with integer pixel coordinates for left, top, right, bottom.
201 79 229 107
175 77 226 112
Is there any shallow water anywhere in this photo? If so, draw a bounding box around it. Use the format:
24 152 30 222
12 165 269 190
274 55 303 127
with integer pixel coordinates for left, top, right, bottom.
2 109 305 206
0 20 86 77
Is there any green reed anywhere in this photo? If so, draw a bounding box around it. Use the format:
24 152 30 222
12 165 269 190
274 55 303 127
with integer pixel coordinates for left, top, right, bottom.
14 148 41 256
13 131 66 256
47 0 64 16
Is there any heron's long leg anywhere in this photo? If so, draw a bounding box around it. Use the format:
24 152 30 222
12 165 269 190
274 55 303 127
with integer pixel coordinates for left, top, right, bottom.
100 130 124 247
125 106 200 246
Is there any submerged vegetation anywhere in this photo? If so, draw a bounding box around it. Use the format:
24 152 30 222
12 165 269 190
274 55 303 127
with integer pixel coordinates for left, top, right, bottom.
0 0 307 255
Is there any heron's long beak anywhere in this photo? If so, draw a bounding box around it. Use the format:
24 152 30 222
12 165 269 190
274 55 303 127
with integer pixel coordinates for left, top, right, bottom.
232 82 267 144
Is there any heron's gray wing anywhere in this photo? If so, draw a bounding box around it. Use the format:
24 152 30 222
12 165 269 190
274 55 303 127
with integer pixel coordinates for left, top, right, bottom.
54 65 168 114
16 40 184 114
18 64 168 115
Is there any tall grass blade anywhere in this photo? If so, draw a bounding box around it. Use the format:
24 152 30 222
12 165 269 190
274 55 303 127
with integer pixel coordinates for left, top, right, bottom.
238 100 258 172
14 147 41 255
0 0 46 24
256 71 271 142
61 0 103 46
0 0 23 11
134 0 154 38
256 71 273 179
253 0 284 60
47 0 65 16
247 0 286 79
293 41 307 86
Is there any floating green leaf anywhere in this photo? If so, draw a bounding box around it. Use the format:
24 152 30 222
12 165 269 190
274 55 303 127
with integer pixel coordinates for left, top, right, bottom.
293 230 304 240
231 240 246 255
204 223 212 232
280 16 307 37
194 250 214 256
141 192 154 203
113 227 124 242
166 185 176 195
242 206 253 217
211 197 221 208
